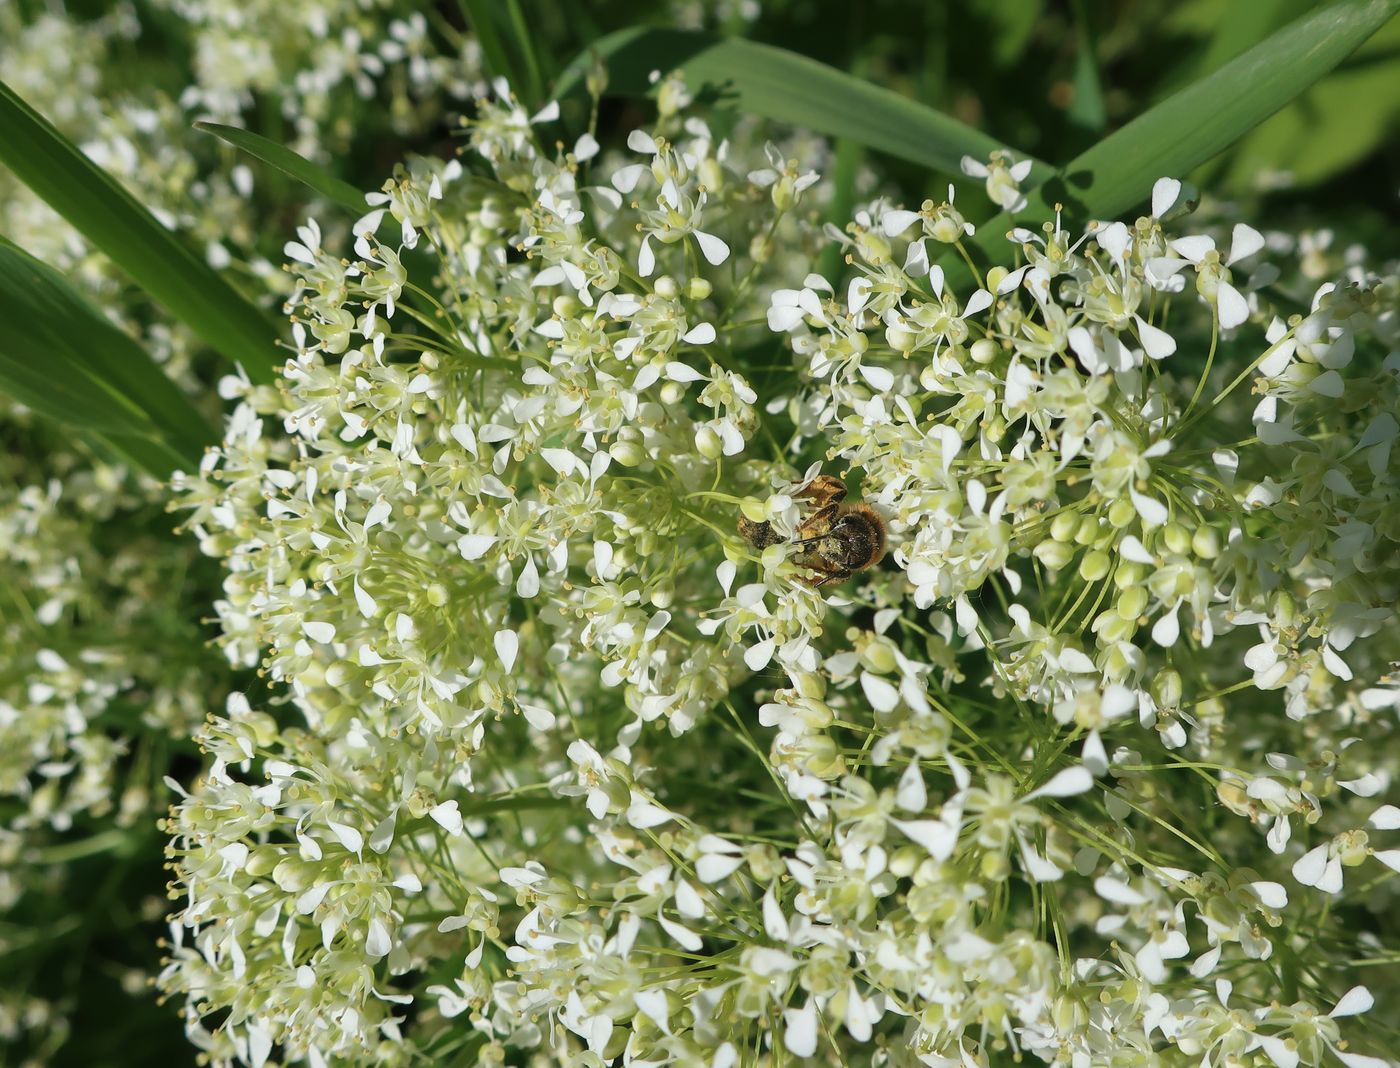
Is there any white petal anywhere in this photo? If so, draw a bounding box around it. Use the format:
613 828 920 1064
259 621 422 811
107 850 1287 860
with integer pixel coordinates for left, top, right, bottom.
516 556 540 598
1369 804 1400 830
458 534 496 560
744 639 775 671
1027 766 1093 800
1336 1054 1389 1068
1292 843 1329 886
783 1000 818 1058
1094 876 1148 906
1331 986 1374 1017
1216 282 1249 329
328 821 363 855
1250 881 1288 909
895 763 927 813
612 164 648 193
303 620 336 643
694 230 730 266
428 801 463 835
1372 849 1400 873
860 672 900 713
881 209 921 236
627 129 658 154
1318 856 1344 894
494 630 519 672
1151 608 1180 647
963 289 993 317
891 818 957 860
1257 1036 1299 1068
696 853 744 883
1228 223 1265 264
762 886 789 940
365 918 392 958
1097 221 1131 263
665 360 708 383
1151 177 1181 219
859 363 895 391
682 322 716 345
1170 235 1215 263
1136 317 1177 360
1082 730 1109 776
657 913 702 951
1130 488 1169 528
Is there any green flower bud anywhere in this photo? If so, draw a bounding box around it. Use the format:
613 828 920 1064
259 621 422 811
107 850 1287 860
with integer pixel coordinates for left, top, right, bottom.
1050 511 1079 542
1163 522 1191 555
1192 525 1221 559
1117 586 1148 620
970 338 1000 365
1079 550 1111 581
1034 539 1075 570
1152 669 1182 708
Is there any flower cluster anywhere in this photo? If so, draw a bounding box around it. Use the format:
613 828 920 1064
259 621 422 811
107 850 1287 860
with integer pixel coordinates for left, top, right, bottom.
157 71 1400 1068
0 4 480 1061
0 418 227 1056
146 0 486 156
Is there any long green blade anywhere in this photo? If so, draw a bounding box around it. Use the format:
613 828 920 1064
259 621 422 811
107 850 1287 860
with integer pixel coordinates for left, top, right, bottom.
196 122 366 213
459 0 543 107
951 0 1399 279
0 77 278 383
556 28 1042 178
0 240 215 477
1064 0 1399 219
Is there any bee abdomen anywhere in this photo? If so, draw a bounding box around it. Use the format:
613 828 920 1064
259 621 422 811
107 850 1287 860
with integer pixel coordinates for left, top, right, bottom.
836 505 887 570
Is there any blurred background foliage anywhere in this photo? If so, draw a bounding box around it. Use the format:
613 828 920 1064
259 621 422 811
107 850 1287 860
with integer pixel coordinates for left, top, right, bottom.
0 0 1396 1064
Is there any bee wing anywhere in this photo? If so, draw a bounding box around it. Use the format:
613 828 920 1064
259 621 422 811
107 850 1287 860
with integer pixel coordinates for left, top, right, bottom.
793 474 847 507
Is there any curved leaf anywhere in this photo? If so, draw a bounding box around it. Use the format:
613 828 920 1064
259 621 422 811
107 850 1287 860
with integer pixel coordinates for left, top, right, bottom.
196 122 366 213
950 0 1400 281
0 240 215 476
0 77 278 383
556 28 1041 178
1042 0 1400 221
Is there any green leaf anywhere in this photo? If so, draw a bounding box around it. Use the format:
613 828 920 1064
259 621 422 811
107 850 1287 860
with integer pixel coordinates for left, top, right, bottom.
1067 0 1107 133
1187 0 1303 83
0 240 216 477
195 122 366 213
458 0 545 107
1213 13 1400 190
555 28 1043 178
950 0 1400 279
1049 0 1400 221
0 76 278 383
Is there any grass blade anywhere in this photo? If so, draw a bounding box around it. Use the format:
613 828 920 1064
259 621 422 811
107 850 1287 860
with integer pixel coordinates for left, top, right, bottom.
1067 0 1107 133
0 77 278 383
947 0 1400 282
1050 0 1400 220
555 28 1043 178
196 122 366 213
0 240 216 476
458 0 543 106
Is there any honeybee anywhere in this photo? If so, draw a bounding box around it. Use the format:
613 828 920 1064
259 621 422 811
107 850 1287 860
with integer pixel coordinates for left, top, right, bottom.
739 475 887 587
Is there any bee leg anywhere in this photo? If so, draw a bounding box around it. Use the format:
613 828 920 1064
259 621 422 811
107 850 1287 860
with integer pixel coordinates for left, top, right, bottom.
810 568 852 588
796 556 846 588
794 503 839 542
